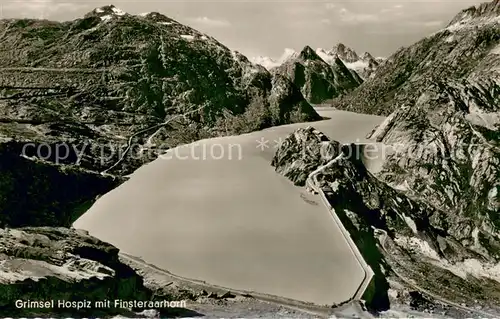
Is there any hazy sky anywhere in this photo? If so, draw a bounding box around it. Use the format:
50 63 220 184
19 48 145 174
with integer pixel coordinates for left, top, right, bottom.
0 0 486 58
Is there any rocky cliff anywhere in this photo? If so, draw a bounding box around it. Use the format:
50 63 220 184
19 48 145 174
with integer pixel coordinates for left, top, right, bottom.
335 0 500 116
369 77 500 260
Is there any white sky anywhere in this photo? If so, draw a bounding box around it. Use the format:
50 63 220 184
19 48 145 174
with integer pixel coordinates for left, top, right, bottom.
0 0 487 58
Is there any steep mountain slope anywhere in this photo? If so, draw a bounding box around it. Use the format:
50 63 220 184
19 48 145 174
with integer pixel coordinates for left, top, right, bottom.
370 76 500 259
0 5 320 225
271 46 362 104
347 0 500 257
335 0 500 115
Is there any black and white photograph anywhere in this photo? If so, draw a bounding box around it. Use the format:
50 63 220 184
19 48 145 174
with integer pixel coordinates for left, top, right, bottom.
0 0 499 318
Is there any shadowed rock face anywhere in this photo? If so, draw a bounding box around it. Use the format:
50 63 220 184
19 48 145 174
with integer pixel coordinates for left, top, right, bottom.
272 46 362 104
272 127 500 311
0 227 152 317
0 141 123 228
335 0 500 116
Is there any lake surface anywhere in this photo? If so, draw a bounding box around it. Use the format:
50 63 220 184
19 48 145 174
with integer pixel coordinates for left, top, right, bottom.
74 109 385 305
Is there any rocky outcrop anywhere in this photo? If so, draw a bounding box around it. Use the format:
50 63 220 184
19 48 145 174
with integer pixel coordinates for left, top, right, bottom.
0 227 152 317
334 0 500 115
272 46 361 104
271 127 342 186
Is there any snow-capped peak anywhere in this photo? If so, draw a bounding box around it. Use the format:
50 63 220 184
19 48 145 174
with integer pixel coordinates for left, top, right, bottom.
331 43 360 63
111 6 126 16
250 48 298 70
439 0 500 33
252 44 383 79
90 5 128 21
280 48 298 62
315 48 337 64
250 56 280 70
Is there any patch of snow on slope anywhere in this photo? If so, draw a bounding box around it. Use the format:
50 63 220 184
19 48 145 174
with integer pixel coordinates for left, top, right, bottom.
96 8 104 13
344 60 370 73
316 48 335 64
395 235 441 260
446 17 473 32
395 235 500 283
447 259 500 283
379 307 449 319
445 34 456 43
111 6 126 16
200 35 208 41
0 257 113 283
100 15 113 22
491 43 500 55
445 16 500 32
158 21 173 25
466 100 500 130
402 216 418 234
138 12 150 16
251 56 280 70
180 35 195 41
281 48 298 61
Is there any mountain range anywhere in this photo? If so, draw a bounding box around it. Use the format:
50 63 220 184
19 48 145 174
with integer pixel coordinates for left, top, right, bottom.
252 43 384 104
269 45 363 104
252 43 383 80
